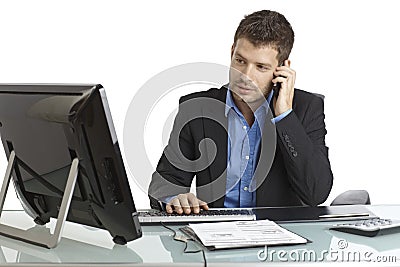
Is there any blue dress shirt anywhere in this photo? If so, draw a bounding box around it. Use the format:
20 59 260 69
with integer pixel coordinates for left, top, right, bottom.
224 89 291 208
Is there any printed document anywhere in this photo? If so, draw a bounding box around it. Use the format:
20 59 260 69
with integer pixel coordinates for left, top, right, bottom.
188 220 307 249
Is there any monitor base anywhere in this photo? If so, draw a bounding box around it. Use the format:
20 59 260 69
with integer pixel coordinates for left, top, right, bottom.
0 150 79 249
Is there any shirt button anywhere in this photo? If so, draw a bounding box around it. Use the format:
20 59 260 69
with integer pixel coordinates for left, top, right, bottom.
245 155 250 160
244 187 248 191
243 126 247 130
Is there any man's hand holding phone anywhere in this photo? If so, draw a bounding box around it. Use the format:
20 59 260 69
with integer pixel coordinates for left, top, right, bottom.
272 59 296 116
165 193 209 214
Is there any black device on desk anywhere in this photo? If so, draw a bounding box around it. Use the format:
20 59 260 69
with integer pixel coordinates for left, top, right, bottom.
0 84 142 248
253 205 376 223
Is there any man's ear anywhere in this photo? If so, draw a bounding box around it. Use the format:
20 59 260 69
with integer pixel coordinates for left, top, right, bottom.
230 43 235 59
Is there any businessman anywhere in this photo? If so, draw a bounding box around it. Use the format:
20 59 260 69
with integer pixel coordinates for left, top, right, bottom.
148 10 333 214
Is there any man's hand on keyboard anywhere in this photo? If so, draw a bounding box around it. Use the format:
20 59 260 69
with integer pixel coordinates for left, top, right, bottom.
165 193 209 214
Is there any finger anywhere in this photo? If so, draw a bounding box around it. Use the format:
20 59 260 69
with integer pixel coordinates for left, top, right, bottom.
165 203 173 214
187 194 200 214
275 63 295 74
281 68 295 89
273 69 288 77
274 68 295 90
274 68 294 78
198 199 209 210
272 76 286 85
284 59 291 67
171 197 183 214
178 194 192 214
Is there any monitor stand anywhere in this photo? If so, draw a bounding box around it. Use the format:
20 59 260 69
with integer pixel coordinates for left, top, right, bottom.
0 151 79 248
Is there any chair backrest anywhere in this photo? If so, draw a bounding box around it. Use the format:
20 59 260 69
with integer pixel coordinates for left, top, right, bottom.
312 92 325 100
331 190 371 206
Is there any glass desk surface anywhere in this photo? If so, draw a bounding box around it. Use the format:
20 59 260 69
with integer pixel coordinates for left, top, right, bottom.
0 205 399 266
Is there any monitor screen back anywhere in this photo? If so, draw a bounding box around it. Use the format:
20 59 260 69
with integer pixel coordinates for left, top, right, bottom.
0 84 141 243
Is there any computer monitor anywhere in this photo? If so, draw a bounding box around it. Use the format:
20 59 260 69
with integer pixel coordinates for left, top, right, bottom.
0 84 142 248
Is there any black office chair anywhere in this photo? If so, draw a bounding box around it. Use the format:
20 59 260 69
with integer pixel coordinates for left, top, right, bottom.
330 190 371 205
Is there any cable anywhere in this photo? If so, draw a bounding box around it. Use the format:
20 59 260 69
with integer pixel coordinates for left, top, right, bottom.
161 222 207 267
160 221 176 235
183 243 206 267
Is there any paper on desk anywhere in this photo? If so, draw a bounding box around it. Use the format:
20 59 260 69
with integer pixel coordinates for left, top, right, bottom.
189 220 307 249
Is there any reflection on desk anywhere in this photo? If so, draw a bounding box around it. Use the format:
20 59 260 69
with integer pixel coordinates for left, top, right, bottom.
0 229 143 264
0 225 142 264
0 206 399 266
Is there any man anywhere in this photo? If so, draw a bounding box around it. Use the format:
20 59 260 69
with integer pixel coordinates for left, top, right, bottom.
148 10 333 214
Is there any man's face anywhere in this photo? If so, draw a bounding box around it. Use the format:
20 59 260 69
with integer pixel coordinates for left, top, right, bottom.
229 38 279 106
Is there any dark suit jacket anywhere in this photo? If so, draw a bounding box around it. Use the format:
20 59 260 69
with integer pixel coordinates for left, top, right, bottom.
149 85 333 209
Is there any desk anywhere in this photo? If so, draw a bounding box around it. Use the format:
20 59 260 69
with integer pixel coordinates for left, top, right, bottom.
0 205 399 266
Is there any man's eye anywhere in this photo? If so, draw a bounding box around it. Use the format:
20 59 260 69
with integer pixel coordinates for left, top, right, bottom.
257 65 269 71
235 58 245 64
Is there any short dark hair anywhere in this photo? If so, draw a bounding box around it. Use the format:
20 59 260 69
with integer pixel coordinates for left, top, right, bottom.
234 10 295 64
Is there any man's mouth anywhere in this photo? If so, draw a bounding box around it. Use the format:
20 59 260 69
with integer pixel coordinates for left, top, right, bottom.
235 84 255 94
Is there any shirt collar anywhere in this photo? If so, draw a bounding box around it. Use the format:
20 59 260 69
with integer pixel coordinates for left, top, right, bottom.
225 88 274 118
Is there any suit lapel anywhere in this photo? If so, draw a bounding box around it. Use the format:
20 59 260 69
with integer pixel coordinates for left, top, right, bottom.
200 86 228 207
254 100 277 206
256 90 298 206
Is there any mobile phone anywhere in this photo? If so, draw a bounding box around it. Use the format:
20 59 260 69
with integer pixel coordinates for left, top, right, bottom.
272 61 285 98
272 77 281 99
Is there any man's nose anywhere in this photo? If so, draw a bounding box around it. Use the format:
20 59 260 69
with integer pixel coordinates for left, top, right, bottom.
240 65 254 83
242 64 252 76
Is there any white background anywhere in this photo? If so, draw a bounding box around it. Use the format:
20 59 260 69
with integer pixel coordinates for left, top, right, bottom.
0 0 399 210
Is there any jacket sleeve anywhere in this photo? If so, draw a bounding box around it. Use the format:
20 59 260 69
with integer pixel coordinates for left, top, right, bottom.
275 95 333 206
148 97 196 210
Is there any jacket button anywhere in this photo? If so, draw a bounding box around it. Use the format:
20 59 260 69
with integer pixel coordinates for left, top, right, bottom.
292 151 298 157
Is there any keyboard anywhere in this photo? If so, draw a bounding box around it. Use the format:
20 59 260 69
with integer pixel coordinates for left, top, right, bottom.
138 208 256 224
330 218 400 237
